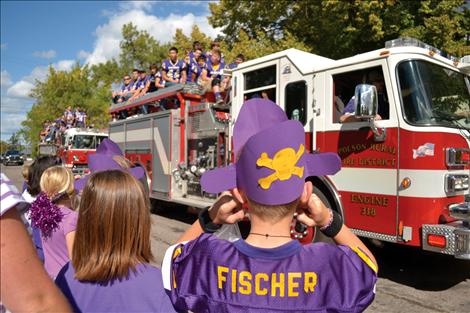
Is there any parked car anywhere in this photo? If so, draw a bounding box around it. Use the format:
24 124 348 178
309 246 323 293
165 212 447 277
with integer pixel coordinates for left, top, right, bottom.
3 150 24 166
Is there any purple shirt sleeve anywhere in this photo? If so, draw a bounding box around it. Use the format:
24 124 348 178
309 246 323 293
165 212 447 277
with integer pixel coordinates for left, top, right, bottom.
342 97 355 114
61 209 78 235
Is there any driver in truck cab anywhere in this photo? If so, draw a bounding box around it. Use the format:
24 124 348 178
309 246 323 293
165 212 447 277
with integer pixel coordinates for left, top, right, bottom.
339 70 389 123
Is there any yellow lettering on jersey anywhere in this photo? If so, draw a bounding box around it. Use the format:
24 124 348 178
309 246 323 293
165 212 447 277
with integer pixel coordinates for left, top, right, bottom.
304 272 317 293
239 271 252 295
255 273 269 295
217 266 228 289
231 268 237 293
271 273 285 297
288 272 301 297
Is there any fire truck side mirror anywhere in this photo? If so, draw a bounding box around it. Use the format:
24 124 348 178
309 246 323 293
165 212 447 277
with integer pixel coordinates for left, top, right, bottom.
354 84 378 118
354 84 386 142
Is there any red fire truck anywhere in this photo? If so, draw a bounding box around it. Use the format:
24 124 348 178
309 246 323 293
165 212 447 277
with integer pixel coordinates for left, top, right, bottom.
109 38 470 259
60 127 108 175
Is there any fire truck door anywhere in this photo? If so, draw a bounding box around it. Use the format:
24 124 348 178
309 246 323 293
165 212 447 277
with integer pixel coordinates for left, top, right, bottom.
322 62 399 239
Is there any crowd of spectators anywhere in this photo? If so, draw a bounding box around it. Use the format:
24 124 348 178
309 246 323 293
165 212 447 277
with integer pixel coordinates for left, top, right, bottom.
112 40 245 110
40 106 88 144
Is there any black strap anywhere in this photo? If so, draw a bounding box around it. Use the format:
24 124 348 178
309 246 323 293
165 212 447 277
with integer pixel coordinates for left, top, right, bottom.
320 210 343 238
198 206 222 233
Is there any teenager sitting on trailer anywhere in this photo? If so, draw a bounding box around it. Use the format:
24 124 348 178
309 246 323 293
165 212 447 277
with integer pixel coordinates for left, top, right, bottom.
201 51 226 108
129 70 149 102
113 75 133 103
223 53 245 92
189 41 204 60
193 54 208 85
162 47 187 86
186 47 203 83
206 40 225 65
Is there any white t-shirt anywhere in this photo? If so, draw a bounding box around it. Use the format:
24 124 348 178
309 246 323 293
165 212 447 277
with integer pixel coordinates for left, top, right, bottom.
1 173 27 216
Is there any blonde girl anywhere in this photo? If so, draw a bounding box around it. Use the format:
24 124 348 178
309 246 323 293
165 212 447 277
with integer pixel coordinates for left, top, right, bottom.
30 166 77 278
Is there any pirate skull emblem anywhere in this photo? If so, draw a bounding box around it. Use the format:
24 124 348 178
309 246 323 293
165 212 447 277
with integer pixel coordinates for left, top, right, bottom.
256 144 305 189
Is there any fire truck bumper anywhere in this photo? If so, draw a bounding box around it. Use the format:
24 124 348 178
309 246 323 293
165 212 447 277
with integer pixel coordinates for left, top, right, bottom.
422 201 470 259
68 164 89 176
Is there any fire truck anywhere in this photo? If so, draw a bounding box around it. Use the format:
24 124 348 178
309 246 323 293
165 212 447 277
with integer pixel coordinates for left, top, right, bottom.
60 128 108 175
109 38 470 259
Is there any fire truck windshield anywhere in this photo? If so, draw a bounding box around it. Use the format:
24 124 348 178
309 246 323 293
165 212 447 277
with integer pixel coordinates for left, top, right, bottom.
72 135 95 149
397 60 470 130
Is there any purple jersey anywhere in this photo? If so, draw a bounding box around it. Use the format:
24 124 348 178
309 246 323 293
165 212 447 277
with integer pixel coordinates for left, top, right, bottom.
162 59 186 81
120 82 132 93
163 234 377 313
206 62 225 80
56 262 177 312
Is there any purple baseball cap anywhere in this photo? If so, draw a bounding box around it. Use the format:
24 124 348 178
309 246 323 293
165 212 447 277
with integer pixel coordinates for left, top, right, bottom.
75 139 144 191
201 99 341 205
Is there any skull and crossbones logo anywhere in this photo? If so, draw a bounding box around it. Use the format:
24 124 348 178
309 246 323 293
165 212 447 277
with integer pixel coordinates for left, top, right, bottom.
256 144 305 189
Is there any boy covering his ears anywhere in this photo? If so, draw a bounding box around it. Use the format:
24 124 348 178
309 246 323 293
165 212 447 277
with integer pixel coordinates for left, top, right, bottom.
162 99 377 312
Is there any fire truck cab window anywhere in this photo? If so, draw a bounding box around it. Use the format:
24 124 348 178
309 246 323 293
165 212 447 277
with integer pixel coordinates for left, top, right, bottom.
285 81 307 125
243 65 277 102
332 66 389 123
244 65 276 90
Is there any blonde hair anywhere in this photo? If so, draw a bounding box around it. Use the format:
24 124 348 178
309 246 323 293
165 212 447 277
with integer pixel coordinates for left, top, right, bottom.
247 197 300 223
40 166 75 200
72 170 152 282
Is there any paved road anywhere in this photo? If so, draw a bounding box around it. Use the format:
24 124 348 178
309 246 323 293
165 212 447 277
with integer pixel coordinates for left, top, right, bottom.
2 164 469 313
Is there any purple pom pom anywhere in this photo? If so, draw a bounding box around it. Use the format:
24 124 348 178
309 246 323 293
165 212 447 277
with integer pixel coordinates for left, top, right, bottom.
30 193 64 239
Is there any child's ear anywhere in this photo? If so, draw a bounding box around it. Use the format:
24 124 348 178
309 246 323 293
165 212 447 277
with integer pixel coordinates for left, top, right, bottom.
231 187 246 204
300 181 313 204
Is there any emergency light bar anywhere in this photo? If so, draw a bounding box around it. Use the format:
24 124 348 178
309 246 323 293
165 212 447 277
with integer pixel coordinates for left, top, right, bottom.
385 37 461 65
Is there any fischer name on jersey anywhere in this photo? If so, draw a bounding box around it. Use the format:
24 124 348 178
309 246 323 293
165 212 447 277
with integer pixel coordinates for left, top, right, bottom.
162 233 377 313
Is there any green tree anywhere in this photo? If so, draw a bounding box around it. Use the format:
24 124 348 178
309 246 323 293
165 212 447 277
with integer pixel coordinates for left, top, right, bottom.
0 140 8 154
22 64 110 155
119 23 169 72
209 0 469 59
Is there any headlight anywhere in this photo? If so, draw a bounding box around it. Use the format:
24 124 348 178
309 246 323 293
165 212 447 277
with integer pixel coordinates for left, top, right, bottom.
73 155 79 162
445 174 469 193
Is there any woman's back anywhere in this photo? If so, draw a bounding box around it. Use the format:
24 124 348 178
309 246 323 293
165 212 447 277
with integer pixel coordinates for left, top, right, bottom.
56 262 174 312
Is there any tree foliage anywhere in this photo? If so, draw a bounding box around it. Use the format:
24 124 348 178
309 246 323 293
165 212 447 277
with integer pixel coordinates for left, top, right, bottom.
209 0 469 59
22 64 110 155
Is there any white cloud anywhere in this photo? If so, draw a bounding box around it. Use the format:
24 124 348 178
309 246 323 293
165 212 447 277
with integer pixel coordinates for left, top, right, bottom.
33 49 57 59
1 70 13 87
6 80 35 98
56 60 75 71
77 50 91 59
0 43 6 49
85 5 220 65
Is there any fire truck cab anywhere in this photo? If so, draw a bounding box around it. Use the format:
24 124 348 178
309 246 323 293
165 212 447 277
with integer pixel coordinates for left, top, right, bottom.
109 38 470 259
61 128 108 175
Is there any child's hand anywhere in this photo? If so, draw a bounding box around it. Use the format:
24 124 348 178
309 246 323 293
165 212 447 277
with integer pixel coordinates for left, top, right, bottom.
296 182 331 227
208 191 245 224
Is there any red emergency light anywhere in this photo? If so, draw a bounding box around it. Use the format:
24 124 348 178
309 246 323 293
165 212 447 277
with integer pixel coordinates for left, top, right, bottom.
427 234 447 248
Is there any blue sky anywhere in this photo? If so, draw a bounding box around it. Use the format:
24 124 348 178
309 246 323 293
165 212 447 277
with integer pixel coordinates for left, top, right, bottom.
1 1 218 141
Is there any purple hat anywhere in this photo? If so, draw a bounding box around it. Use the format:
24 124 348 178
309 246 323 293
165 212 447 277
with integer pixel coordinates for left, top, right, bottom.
75 140 144 191
201 99 341 205
95 138 124 156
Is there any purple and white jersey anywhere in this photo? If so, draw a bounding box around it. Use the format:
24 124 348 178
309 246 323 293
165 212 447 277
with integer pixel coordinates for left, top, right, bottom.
120 82 132 93
56 262 177 312
76 111 86 123
163 234 377 313
162 59 186 81
206 62 225 80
